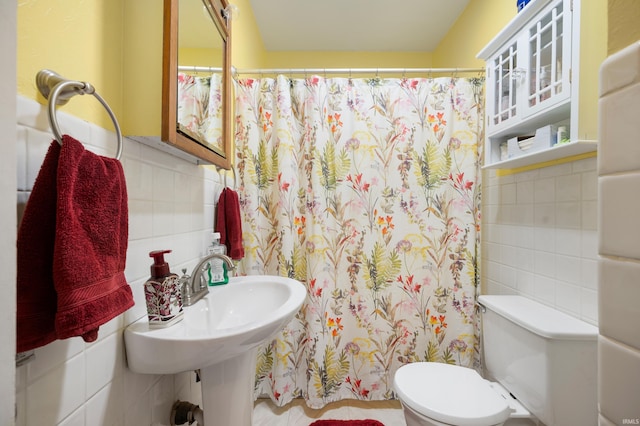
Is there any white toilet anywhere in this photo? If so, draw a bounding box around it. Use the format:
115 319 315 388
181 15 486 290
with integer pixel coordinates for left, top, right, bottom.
393 295 598 426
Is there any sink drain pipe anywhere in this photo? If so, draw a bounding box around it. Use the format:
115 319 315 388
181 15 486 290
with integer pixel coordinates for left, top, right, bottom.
170 400 204 425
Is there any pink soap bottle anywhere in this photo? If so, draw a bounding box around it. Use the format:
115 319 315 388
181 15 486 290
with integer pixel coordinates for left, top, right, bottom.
144 250 183 328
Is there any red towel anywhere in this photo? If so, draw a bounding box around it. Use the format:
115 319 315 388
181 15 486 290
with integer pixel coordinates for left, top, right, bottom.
16 141 60 352
215 187 244 260
17 135 134 352
53 135 133 341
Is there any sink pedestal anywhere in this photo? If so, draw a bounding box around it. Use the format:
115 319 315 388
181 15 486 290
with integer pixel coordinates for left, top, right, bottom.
200 348 257 426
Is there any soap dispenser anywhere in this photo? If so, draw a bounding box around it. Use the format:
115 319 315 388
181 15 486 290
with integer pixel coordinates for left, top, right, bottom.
144 250 183 328
207 232 228 286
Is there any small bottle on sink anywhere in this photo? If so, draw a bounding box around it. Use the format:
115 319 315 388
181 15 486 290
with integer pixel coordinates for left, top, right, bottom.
144 250 183 328
207 232 228 286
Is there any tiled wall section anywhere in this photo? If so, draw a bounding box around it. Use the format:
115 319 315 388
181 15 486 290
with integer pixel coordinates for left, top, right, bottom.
14 95 227 425
598 42 640 425
481 157 599 325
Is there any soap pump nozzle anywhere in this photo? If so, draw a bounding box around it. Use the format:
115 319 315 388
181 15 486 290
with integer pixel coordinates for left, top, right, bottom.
149 249 172 278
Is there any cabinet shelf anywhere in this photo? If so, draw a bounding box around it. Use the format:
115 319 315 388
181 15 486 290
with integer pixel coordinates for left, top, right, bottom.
478 0 583 170
480 0 604 171
482 139 597 169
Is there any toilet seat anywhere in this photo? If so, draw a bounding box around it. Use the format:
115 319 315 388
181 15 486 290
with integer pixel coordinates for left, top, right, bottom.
394 362 511 426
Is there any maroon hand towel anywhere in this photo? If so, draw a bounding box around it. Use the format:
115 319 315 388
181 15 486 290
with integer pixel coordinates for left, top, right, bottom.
215 187 244 260
53 135 133 342
16 141 61 352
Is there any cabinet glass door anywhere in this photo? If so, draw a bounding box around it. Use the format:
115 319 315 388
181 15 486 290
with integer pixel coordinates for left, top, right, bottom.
491 42 518 126
527 0 568 110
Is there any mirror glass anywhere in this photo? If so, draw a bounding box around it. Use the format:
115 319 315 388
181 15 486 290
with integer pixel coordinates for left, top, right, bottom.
162 0 232 168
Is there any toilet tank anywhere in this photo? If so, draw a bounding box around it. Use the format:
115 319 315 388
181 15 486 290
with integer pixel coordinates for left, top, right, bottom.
478 295 598 426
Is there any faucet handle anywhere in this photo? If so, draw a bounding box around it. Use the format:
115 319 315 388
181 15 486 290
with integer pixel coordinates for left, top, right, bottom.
179 268 192 297
198 264 210 290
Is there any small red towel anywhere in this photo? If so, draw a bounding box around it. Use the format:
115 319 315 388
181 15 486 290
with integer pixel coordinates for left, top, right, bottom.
215 187 244 260
53 135 133 341
16 141 60 352
17 136 134 352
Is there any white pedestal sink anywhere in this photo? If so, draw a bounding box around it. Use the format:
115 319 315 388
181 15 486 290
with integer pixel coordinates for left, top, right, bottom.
124 275 306 426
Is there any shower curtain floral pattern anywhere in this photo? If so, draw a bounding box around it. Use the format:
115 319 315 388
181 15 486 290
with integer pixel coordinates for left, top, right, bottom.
177 72 224 153
234 75 484 408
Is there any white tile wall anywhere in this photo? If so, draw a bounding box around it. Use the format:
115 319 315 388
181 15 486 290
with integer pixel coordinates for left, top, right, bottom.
599 173 640 259
599 336 640 423
15 95 222 425
599 257 640 349
481 156 599 324
598 41 640 425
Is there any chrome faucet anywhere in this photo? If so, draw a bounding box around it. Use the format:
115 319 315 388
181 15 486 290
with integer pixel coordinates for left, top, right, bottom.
180 253 236 306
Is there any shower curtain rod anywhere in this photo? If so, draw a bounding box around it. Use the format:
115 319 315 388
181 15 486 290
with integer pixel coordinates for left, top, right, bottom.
232 67 485 75
178 66 222 73
233 67 485 75
178 65 485 76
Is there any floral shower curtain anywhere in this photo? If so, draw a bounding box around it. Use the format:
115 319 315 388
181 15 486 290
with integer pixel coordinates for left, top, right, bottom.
234 75 484 409
177 72 224 153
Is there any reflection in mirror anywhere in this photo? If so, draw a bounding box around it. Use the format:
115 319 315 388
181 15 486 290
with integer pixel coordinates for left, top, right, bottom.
177 0 224 154
162 0 231 168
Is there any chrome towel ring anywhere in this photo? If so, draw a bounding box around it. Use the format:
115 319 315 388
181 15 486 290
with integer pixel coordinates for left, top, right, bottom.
218 164 238 189
36 69 123 160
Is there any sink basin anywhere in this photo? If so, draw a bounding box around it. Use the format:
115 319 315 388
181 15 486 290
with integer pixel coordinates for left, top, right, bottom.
124 275 306 426
125 275 306 374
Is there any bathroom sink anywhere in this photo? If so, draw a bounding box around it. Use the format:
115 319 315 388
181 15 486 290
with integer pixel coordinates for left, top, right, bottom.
125 275 306 425
124 275 307 375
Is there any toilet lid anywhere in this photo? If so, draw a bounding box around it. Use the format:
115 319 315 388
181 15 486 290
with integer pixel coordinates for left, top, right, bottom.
394 362 511 426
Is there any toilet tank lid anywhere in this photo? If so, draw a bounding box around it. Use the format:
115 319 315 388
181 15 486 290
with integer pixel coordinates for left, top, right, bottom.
478 295 598 340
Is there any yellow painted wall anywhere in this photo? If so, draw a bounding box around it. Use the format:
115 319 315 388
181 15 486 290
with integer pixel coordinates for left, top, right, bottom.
432 0 515 68
260 51 432 75
577 0 608 141
17 0 124 131
14 0 513 132
608 0 640 55
16 0 614 136
230 0 267 69
121 0 163 136
179 48 223 68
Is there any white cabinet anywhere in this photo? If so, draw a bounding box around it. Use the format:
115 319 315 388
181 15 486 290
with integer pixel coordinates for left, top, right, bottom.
478 0 597 169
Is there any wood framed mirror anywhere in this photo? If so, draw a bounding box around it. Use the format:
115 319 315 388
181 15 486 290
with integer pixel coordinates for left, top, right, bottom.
162 0 232 169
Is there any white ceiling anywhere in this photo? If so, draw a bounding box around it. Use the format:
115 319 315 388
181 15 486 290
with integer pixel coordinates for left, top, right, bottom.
248 0 471 52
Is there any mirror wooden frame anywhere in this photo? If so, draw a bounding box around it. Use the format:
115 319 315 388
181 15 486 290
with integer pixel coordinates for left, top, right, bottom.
162 0 232 169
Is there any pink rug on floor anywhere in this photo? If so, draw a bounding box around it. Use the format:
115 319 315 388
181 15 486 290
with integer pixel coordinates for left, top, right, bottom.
309 421 384 426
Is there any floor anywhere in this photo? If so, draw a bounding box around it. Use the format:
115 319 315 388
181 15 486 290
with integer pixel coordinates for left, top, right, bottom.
252 398 407 426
